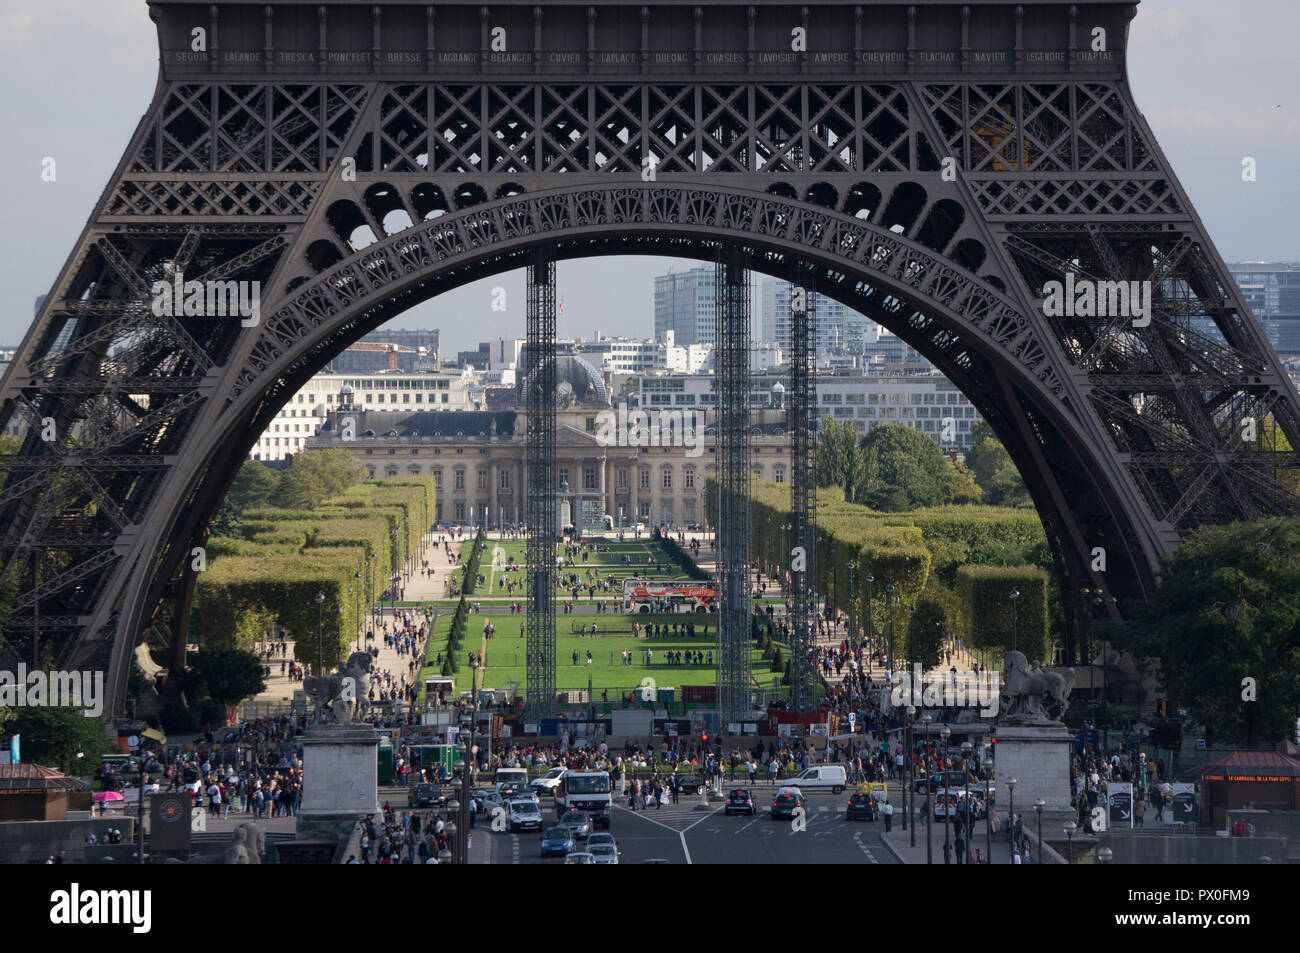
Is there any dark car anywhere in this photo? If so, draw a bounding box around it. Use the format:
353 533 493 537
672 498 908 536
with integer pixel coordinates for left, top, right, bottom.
498 780 529 799
725 788 756 816
770 787 806 820
407 783 444 808
676 773 705 795
845 792 878 821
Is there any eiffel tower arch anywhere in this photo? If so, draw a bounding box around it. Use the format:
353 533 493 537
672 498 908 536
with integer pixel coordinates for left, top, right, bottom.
3 1 1298 716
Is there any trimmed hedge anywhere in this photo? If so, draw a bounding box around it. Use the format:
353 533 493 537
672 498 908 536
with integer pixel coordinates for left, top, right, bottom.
953 564 1049 662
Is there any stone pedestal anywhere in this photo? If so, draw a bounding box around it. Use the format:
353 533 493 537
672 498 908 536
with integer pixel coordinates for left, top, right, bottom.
994 722 1075 834
296 724 379 844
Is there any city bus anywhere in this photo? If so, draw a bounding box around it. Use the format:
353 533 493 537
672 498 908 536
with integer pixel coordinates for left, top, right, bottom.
621 579 718 614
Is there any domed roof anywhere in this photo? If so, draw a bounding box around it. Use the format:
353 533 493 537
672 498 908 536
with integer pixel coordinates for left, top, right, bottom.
340 384 355 394
516 351 609 407
771 382 785 392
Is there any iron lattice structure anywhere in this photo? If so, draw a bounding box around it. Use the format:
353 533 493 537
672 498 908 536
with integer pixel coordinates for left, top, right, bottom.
715 246 753 722
788 264 819 713
525 248 557 721
2 1 1299 714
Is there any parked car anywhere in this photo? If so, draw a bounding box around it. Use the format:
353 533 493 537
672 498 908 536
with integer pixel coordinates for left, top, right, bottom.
782 765 848 794
912 771 972 795
725 788 756 816
845 792 879 821
407 783 444 808
540 827 575 857
771 787 807 820
507 798 544 833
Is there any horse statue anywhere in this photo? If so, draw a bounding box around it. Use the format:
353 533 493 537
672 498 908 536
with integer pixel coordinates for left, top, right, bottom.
304 651 373 725
1001 650 1075 723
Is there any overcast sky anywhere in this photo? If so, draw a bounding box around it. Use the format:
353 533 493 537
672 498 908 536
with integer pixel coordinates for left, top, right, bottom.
1 0 1295 354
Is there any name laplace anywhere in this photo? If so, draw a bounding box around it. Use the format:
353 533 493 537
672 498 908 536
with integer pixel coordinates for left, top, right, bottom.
597 52 638 64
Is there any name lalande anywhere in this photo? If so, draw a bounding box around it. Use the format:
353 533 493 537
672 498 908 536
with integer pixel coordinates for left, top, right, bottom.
890 666 1000 717
151 271 261 326
0 665 104 717
595 402 705 457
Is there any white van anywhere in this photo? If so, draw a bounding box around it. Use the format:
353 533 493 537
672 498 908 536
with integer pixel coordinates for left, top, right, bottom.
495 767 529 795
783 765 848 794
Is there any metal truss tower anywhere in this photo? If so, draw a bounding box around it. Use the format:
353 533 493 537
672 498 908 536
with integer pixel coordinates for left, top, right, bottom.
4 1 1300 713
525 248 557 721
788 265 819 713
715 247 753 723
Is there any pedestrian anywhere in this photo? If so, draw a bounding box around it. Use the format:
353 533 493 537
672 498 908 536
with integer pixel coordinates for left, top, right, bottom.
942 840 952 864
882 798 894 832
955 833 965 864
1135 796 1146 828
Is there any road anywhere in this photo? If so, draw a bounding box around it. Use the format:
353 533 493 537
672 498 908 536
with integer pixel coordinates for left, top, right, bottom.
488 788 900 865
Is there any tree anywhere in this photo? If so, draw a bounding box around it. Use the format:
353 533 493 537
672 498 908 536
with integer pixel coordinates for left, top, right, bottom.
965 432 1030 506
269 448 365 510
816 416 870 504
907 598 948 670
859 425 950 511
944 457 984 505
214 461 280 534
4 707 113 775
1102 518 1300 747
186 646 267 708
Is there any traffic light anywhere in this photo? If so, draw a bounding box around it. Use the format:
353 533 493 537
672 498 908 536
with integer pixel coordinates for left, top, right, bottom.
702 732 709 744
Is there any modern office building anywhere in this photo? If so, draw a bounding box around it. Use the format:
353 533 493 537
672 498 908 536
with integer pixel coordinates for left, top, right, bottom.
1228 262 1300 356
327 327 439 373
654 265 717 347
758 276 876 354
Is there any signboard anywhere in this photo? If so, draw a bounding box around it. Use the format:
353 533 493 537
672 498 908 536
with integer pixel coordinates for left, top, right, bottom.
524 723 538 735
727 723 742 735
742 723 758 735
1107 782 1132 828
808 723 829 738
666 723 678 736
150 794 193 852
1170 782 1196 824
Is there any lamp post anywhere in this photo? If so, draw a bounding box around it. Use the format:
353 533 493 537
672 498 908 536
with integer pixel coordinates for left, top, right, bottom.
847 561 857 644
885 582 895 679
984 750 992 862
961 740 972 863
368 550 377 635
1063 820 1077 864
354 572 362 651
457 659 479 864
587 656 594 722
136 745 163 864
1097 846 1113 865
921 713 933 864
1006 776 1019 860
1009 589 1020 654
940 724 951 863
904 705 915 847
863 577 873 665
315 591 325 676
390 526 400 612
1034 797 1046 864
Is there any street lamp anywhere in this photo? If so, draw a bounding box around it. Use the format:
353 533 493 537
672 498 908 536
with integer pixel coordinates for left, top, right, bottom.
940 724 951 863
1063 819 1077 864
1097 845 1113 865
905 704 916 846
1006 776 1019 860
921 713 933 864
847 561 857 644
961 740 972 863
136 746 163 864
885 582 896 678
315 591 325 676
865 574 875 663
1009 589 1020 654
457 666 479 864
587 655 594 722
1034 797 1046 864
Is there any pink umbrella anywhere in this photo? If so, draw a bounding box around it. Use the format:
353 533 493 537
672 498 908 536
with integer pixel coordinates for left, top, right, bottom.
93 791 125 802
